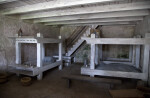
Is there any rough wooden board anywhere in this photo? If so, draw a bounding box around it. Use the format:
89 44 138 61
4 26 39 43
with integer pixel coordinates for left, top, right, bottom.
62 74 122 84
109 89 144 98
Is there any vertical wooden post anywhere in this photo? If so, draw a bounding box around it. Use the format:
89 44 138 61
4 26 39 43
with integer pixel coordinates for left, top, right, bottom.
132 44 136 66
99 45 103 61
16 41 21 64
58 36 62 70
42 44 45 61
143 33 150 81
36 33 43 80
135 35 141 68
90 34 96 70
95 44 99 65
129 45 133 62
37 43 43 80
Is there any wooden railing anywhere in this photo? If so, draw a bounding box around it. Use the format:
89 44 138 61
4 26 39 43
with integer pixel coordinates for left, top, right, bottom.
65 26 88 52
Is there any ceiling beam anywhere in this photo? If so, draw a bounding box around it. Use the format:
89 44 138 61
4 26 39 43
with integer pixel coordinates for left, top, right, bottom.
1 0 127 15
0 0 18 4
45 21 136 26
20 1 150 20
44 17 142 25
34 10 149 23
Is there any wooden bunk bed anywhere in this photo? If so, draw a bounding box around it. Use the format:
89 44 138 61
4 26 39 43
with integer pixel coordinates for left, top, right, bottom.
81 33 150 81
8 33 62 80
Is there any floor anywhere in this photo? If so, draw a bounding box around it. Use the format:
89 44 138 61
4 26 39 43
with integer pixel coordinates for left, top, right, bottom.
0 63 138 98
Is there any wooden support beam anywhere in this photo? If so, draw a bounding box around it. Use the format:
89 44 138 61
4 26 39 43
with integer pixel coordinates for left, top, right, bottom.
142 33 150 81
44 17 143 25
15 42 21 64
135 35 141 68
82 37 150 45
81 67 147 80
0 0 18 4
34 10 149 23
90 34 96 70
20 1 150 20
37 43 43 80
58 36 62 70
45 22 136 26
1 0 131 15
129 45 133 62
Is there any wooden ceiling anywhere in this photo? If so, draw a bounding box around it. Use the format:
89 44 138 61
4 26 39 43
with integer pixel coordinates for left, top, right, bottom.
0 0 150 26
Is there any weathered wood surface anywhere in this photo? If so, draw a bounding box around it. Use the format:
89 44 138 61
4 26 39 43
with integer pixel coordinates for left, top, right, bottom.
20 1 150 19
62 74 122 84
34 10 149 23
81 66 146 80
82 37 150 45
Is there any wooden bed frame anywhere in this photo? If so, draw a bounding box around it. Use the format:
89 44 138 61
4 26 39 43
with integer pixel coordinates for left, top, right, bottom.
8 33 62 80
81 33 150 81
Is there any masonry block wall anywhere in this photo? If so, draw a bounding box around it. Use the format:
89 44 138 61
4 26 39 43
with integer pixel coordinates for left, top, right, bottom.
0 15 60 71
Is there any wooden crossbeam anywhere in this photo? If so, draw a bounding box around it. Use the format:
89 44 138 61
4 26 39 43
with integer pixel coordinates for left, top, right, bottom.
82 37 150 45
34 10 149 23
44 17 143 25
20 1 150 19
0 0 18 4
45 21 136 26
1 0 128 15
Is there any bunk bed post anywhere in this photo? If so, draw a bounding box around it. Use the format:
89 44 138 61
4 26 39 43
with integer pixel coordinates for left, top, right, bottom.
58 36 62 70
99 45 103 61
16 41 21 64
129 46 133 62
132 36 136 66
90 34 96 70
37 33 43 80
135 35 141 68
142 33 150 82
37 43 43 80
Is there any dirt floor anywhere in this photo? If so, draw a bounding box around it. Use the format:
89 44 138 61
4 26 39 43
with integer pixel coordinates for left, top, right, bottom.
0 63 138 98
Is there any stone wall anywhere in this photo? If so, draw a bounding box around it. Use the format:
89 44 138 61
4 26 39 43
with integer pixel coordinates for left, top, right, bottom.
0 15 60 71
60 26 77 54
75 26 135 63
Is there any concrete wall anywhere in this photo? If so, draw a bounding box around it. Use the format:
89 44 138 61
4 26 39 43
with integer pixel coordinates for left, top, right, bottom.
0 15 60 71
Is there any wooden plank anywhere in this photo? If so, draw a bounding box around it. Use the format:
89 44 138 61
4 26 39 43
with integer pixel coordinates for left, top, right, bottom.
142 33 150 81
37 43 43 80
16 38 37 43
132 45 136 66
36 38 62 43
34 10 149 23
46 21 136 26
81 67 147 80
62 74 122 84
58 36 62 70
104 57 130 62
45 17 143 25
135 35 141 68
90 34 95 69
102 61 133 65
15 42 21 64
39 61 61 72
0 0 19 4
1 0 128 15
20 1 150 19
82 37 150 45
129 45 133 62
